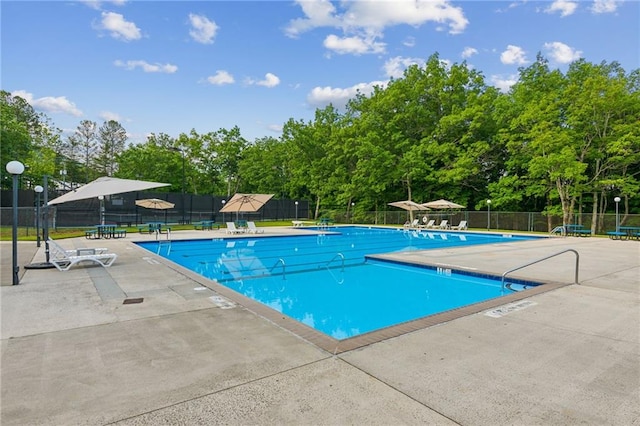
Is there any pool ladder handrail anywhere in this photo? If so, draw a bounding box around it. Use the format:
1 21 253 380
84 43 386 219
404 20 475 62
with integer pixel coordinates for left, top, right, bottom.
326 253 345 271
501 248 579 290
269 258 286 279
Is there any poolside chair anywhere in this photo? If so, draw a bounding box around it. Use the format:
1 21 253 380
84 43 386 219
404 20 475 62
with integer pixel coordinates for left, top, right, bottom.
247 221 264 234
48 238 117 271
451 220 468 230
226 222 244 234
438 220 449 229
421 219 436 229
404 219 420 229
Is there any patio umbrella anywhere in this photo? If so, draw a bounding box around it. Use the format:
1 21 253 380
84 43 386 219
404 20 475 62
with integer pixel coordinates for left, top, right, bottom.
388 200 428 222
220 194 274 220
421 199 465 210
135 198 175 223
135 198 175 210
48 177 171 205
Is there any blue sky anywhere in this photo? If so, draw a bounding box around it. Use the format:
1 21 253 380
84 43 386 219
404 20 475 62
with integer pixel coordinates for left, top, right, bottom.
3 0 638 144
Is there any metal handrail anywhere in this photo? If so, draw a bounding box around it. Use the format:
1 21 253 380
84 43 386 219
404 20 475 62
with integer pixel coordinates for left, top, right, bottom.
269 258 286 279
502 249 579 290
326 253 345 271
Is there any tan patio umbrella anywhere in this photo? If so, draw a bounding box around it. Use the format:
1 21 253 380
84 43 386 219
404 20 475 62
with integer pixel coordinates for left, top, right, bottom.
135 198 175 210
135 198 175 223
220 193 274 220
388 200 428 222
421 199 465 210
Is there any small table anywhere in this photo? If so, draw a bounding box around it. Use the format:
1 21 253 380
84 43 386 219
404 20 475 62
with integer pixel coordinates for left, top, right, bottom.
619 226 640 240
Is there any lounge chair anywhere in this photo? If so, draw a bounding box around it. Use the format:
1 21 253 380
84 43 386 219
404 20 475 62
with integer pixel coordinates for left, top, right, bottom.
48 238 117 271
404 219 420 229
421 219 435 229
438 220 449 229
226 222 244 234
247 221 264 234
451 220 468 230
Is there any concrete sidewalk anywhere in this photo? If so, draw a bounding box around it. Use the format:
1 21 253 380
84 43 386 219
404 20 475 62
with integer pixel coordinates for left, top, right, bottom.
1 228 638 425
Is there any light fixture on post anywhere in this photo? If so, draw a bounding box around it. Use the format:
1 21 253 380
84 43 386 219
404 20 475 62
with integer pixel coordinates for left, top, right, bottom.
295 201 299 220
487 199 492 231
98 195 105 225
34 185 44 247
221 199 226 223
614 196 621 233
6 160 25 285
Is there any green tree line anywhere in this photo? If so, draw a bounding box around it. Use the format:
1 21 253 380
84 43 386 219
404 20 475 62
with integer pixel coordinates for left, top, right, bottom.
2 54 638 231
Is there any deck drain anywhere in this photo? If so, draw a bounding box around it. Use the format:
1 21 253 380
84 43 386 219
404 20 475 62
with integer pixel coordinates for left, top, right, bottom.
123 298 144 305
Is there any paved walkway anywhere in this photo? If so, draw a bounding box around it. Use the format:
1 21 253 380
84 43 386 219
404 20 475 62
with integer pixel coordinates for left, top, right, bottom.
1 227 638 425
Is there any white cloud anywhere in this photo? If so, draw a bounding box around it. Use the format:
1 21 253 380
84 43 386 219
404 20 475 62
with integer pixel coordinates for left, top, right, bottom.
307 80 388 109
81 0 127 10
99 111 122 122
96 11 141 41
591 0 618 13
500 45 528 65
544 41 582 63
257 73 280 88
545 0 578 17
383 56 424 79
12 90 83 116
403 36 416 47
286 0 468 56
188 13 218 44
490 75 519 92
461 46 478 58
206 70 234 85
114 60 178 73
323 34 386 55
267 124 283 133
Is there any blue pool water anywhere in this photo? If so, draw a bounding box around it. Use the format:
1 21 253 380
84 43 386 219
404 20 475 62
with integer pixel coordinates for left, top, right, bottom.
136 226 538 339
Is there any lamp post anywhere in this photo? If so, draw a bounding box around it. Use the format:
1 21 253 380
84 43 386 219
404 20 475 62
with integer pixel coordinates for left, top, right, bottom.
614 196 621 233
295 201 299 220
487 199 491 231
221 199 226 223
98 195 105 225
6 160 25 285
60 168 67 190
34 185 43 247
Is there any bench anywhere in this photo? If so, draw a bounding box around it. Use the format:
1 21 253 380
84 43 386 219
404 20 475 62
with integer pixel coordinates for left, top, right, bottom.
573 229 592 237
292 220 304 227
113 229 127 238
85 229 98 239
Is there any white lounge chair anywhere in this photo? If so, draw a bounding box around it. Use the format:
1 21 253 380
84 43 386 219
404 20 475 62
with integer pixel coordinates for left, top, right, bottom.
226 222 244 234
438 220 449 229
451 220 468 230
48 238 117 271
247 221 264 234
404 219 420 229
421 219 436 229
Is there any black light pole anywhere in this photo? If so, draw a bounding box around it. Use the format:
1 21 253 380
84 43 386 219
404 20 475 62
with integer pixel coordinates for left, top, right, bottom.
487 199 491 231
6 160 25 285
43 175 50 263
34 185 43 247
614 196 621 233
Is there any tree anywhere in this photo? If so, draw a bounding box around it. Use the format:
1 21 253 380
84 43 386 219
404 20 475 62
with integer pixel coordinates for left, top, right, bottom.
95 120 127 177
64 120 98 184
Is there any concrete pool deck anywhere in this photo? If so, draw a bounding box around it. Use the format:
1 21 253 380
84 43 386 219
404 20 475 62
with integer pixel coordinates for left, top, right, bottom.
1 226 638 425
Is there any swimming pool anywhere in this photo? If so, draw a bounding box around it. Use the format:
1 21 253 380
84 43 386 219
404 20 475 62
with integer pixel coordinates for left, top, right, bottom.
136 226 539 339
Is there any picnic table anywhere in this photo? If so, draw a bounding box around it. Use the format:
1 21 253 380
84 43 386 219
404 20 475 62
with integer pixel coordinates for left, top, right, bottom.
193 220 220 230
138 222 170 234
608 226 640 240
85 224 127 239
564 224 591 237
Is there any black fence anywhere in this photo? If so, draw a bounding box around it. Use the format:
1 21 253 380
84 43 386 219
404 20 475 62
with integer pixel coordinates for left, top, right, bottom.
1 189 310 228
